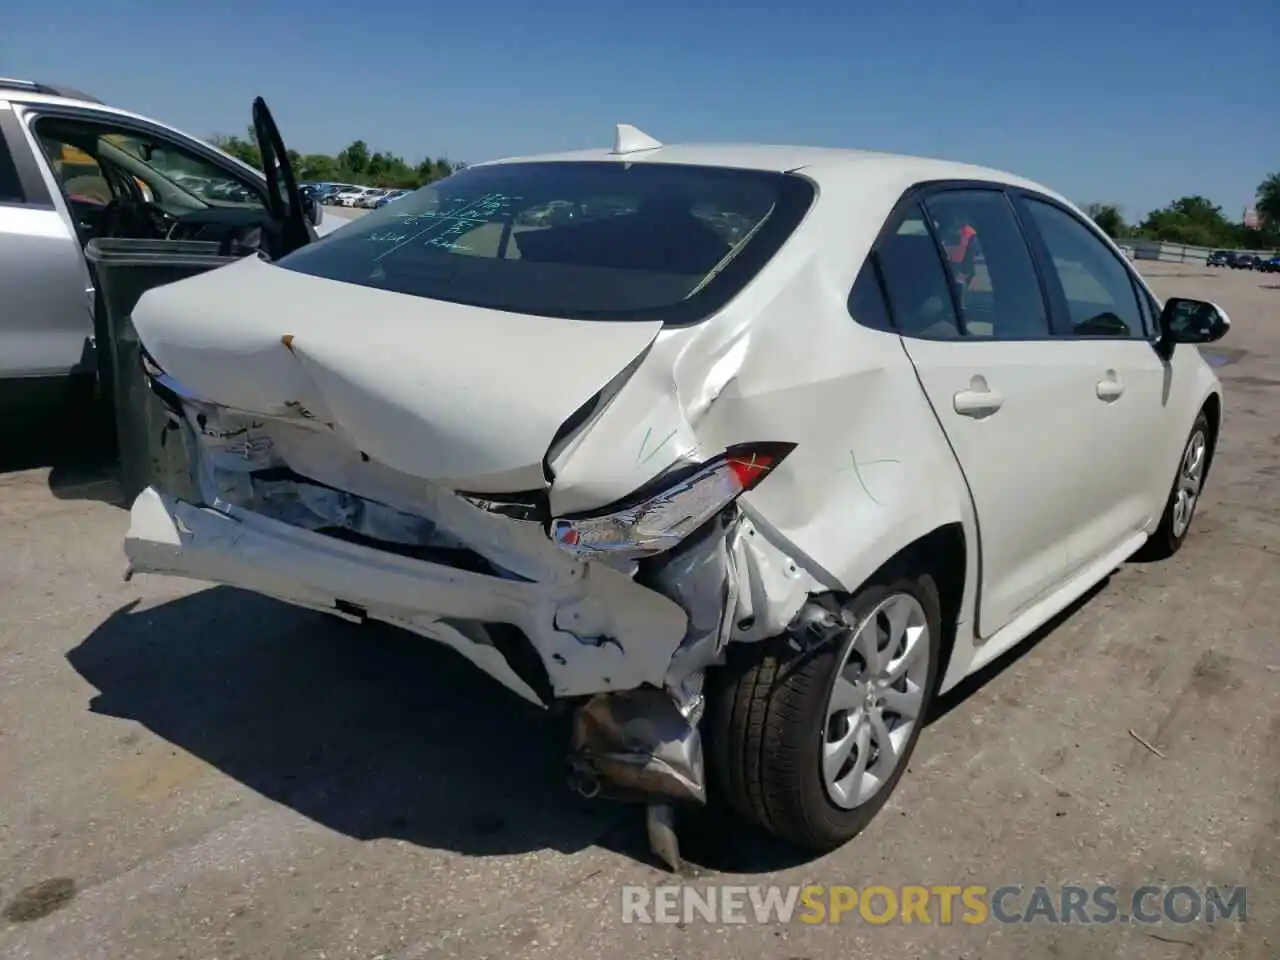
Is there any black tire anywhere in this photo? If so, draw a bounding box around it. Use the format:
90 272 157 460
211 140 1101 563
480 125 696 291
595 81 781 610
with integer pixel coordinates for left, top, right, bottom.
1134 411 1212 561
705 571 943 850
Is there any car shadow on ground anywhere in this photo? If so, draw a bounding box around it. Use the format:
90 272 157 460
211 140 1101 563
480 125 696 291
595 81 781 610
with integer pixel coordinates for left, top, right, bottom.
0 404 123 506
67 587 644 862
66 577 1113 877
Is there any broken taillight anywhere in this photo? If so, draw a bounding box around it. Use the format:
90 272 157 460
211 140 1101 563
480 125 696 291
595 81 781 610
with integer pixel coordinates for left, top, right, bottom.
549 441 795 561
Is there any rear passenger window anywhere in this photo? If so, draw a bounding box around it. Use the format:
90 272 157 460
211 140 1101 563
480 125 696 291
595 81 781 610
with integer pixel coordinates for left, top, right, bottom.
0 135 25 204
1020 198 1144 338
921 190 1049 339
874 205 963 338
847 259 893 331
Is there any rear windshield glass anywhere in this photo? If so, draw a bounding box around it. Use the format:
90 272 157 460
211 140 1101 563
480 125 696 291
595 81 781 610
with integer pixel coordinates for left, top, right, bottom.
275 161 815 324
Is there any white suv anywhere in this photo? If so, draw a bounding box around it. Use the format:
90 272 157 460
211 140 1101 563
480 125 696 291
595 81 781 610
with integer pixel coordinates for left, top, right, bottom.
0 78 337 412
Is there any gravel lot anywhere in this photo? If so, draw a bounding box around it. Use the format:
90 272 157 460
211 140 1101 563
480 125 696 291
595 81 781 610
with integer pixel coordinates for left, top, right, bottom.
325 204 367 222
1 260 1277 960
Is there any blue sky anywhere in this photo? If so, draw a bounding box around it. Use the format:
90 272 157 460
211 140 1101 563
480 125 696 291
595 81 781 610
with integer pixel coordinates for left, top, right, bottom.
3 0 1274 221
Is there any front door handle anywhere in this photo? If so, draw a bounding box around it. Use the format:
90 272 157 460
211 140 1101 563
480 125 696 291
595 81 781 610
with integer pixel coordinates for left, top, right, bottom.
953 375 1004 418
1096 372 1125 402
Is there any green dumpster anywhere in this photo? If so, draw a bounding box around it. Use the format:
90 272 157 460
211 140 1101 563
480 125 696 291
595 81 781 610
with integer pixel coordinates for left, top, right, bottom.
84 239 244 504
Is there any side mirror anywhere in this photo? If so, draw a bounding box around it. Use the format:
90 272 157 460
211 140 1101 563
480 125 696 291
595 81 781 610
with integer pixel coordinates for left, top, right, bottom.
300 189 322 227
1159 297 1230 346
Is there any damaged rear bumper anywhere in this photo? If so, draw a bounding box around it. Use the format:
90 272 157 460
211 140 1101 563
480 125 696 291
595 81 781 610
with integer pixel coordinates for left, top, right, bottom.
125 478 815 813
125 486 714 805
125 486 688 703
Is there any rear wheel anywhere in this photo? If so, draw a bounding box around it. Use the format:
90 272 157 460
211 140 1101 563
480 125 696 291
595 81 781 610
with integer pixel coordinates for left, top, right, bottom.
707 572 942 849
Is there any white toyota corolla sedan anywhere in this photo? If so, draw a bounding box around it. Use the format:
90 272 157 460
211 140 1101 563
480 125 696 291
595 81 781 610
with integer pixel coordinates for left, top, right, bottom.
125 125 1227 868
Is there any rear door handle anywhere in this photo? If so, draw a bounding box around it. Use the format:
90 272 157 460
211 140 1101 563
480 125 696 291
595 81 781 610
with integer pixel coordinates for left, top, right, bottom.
1096 372 1125 402
953 376 1004 418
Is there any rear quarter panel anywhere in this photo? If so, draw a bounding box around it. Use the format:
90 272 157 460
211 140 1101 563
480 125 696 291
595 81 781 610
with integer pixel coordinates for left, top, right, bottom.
698 168 979 610
549 167 981 640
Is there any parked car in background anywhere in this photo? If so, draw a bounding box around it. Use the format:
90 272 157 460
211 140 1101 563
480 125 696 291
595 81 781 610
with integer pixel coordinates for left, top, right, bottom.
125 124 1228 870
1261 255 1280 274
334 186 380 207
1206 249 1231 267
0 77 336 414
1117 243 1135 260
356 188 389 208
371 189 411 209
1230 252 1261 270
317 183 357 204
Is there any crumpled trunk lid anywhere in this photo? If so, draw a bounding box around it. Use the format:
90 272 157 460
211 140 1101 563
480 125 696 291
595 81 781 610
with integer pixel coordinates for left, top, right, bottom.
131 255 663 492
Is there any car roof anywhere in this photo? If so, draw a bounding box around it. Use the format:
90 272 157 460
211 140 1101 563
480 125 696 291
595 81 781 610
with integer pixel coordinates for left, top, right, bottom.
1 85 272 188
0 78 102 104
0 86 214 139
477 141 1064 200
1 87 116 112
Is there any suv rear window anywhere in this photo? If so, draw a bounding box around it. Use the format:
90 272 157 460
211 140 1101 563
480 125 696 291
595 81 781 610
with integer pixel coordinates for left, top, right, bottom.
275 161 814 324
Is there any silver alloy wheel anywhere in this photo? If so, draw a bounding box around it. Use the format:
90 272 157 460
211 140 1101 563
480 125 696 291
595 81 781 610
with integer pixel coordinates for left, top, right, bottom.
1171 429 1207 539
822 592 930 810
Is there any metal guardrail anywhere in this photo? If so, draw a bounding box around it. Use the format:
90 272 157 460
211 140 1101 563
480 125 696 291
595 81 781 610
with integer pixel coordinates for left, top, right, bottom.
1119 240 1280 264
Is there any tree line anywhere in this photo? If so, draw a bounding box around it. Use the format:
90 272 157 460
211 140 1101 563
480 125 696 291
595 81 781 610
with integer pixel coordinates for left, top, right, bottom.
1085 171 1280 250
208 129 465 189
210 127 1278 250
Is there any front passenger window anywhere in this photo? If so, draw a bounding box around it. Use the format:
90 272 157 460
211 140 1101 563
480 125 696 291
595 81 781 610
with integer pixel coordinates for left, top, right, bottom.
1021 198 1143 338
110 134 264 209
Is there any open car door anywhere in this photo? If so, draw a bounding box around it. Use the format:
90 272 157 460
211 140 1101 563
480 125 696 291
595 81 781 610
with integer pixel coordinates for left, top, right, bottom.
250 96 318 258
